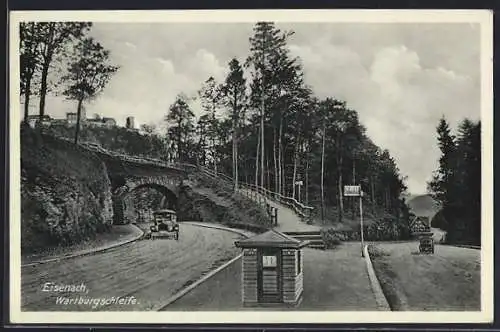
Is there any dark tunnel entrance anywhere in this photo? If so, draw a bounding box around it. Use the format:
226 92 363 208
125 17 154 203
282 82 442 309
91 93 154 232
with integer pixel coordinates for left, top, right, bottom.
112 183 178 225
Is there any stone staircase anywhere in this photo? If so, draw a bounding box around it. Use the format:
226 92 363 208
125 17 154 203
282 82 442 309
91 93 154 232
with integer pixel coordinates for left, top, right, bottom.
284 231 325 250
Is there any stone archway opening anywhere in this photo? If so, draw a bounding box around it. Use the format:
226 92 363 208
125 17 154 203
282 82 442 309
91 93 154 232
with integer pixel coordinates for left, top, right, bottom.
112 183 179 225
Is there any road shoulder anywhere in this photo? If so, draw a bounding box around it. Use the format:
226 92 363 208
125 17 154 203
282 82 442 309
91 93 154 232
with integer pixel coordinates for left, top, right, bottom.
21 224 144 267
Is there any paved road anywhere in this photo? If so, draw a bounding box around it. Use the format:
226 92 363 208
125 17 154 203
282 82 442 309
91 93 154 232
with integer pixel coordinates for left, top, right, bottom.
165 242 378 311
165 190 378 311
369 241 480 311
21 223 242 311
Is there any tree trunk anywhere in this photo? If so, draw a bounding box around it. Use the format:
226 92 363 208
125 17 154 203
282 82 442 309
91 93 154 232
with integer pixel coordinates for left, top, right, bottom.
178 118 182 162
278 118 283 196
74 98 84 144
292 137 300 199
39 62 49 118
352 159 356 219
280 143 285 195
370 175 376 213
23 76 32 124
305 141 310 205
255 126 260 189
260 107 265 189
39 23 56 119
320 119 326 223
266 154 270 190
212 112 217 173
234 133 239 192
273 128 278 194
337 135 344 223
371 176 375 204
232 122 236 191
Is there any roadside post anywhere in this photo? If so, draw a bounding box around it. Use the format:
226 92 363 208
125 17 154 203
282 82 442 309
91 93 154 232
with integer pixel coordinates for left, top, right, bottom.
344 185 364 257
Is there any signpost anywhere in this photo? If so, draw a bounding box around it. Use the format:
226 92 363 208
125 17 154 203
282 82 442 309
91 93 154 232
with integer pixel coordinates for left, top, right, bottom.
344 185 364 257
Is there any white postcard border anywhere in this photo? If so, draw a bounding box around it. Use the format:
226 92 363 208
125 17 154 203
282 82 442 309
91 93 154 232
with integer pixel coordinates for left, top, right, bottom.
8 9 494 324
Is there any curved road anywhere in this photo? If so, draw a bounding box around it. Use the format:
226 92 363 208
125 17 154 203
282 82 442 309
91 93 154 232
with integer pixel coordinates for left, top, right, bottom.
21 223 242 311
369 241 480 311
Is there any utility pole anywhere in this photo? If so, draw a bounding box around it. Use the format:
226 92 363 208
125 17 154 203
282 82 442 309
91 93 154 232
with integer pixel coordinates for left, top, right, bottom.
260 47 265 190
360 188 365 257
352 158 356 219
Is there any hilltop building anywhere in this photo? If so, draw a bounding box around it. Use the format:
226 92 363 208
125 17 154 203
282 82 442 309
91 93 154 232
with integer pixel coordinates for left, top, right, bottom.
87 116 117 128
66 112 78 125
66 106 87 126
126 116 135 129
26 115 52 128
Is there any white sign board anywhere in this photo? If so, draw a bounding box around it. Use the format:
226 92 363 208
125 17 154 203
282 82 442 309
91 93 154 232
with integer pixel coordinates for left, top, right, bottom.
295 180 303 186
262 255 277 268
344 185 361 197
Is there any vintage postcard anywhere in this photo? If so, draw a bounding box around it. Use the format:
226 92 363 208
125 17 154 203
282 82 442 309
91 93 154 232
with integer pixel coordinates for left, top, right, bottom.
9 9 493 324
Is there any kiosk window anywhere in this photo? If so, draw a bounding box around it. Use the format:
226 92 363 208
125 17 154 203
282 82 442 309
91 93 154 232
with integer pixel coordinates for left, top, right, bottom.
262 255 277 268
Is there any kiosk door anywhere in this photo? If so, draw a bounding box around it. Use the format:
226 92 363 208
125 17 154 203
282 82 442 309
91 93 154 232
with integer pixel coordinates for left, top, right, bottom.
258 248 282 303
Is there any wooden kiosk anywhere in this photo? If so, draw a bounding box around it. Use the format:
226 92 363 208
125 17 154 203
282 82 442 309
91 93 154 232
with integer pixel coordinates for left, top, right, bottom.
235 230 309 307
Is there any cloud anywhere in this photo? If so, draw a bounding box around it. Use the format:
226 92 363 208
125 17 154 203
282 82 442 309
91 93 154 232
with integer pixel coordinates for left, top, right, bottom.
290 40 479 194
124 41 137 50
39 43 228 131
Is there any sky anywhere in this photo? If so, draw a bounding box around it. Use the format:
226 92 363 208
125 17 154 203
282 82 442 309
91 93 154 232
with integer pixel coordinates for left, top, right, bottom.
25 22 481 195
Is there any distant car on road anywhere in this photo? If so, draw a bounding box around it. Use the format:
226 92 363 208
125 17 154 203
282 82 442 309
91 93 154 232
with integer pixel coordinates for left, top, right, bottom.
149 209 179 240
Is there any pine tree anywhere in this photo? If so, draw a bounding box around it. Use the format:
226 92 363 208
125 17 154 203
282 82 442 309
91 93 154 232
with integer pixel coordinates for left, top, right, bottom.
428 116 481 244
220 58 247 192
199 76 222 172
165 95 195 162
246 22 293 190
428 117 457 207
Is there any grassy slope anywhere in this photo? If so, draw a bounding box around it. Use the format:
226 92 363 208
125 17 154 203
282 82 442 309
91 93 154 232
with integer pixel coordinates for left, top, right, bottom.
188 174 272 232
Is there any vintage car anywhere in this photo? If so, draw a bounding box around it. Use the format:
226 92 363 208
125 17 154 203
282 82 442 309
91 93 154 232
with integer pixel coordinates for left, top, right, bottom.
149 209 179 240
419 235 434 254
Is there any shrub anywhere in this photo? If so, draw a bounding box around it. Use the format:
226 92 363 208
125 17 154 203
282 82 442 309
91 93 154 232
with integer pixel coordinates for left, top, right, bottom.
321 228 342 249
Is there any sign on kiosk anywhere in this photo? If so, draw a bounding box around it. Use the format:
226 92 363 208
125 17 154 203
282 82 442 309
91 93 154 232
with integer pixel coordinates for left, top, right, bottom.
344 185 361 197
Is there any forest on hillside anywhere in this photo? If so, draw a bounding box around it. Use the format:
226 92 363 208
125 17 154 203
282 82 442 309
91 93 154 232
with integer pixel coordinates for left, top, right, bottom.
159 22 410 228
21 21 411 231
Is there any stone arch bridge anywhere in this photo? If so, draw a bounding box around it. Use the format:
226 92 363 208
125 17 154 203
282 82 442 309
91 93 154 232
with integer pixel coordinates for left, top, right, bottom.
77 141 196 224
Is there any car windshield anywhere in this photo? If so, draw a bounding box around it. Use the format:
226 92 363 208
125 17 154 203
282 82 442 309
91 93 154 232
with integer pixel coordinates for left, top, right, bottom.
154 211 176 221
